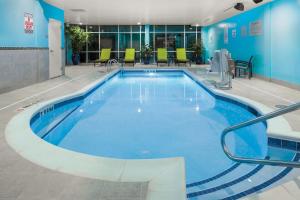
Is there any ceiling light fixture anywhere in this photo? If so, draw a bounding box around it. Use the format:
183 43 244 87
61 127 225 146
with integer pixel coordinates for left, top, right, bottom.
137 22 141 25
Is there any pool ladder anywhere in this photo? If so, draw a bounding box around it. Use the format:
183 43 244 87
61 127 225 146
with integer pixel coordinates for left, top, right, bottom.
221 102 300 167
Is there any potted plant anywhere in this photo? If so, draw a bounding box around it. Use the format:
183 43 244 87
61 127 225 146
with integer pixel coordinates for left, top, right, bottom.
192 41 204 64
141 44 153 65
66 25 89 65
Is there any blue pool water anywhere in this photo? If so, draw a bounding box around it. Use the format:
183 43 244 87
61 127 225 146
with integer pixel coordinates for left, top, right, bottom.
31 70 268 184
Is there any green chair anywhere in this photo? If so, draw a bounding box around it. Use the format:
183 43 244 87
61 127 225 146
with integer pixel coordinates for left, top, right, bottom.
157 48 169 66
94 48 111 66
123 48 135 66
176 48 191 67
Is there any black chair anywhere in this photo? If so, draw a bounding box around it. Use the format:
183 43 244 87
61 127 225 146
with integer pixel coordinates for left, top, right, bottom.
235 56 253 79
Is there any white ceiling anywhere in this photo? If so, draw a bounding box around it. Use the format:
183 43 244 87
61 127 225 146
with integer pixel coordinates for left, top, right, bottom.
45 0 272 26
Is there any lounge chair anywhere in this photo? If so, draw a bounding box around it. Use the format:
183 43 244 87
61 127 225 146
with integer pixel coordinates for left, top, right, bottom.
235 56 253 79
122 48 135 67
175 48 191 66
157 48 169 66
94 48 111 66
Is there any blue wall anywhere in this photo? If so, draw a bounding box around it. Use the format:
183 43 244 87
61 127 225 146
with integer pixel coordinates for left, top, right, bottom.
202 0 300 86
0 0 64 48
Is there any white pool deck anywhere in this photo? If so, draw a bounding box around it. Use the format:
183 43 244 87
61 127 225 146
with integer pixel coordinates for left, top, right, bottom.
0 65 300 200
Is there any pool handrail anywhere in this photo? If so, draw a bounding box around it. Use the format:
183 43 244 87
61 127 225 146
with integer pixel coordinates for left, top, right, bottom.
221 102 300 168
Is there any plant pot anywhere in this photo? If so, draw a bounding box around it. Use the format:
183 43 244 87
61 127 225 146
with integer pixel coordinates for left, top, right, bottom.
143 56 151 65
72 53 80 65
195 56 203 65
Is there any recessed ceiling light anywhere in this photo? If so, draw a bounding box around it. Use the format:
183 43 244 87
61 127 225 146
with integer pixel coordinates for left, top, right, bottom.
137 22 141 25
79 22 83 25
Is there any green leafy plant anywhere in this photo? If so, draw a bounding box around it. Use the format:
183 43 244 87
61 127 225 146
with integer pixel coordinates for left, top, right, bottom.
66 25 89 54
141 44 153 59
192 40 205 64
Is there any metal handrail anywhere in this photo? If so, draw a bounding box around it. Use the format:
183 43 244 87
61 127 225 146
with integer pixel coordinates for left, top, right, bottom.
221 102 300 168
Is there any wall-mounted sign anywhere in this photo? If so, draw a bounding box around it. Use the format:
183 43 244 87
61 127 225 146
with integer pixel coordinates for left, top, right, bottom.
224 26 228 44
241 26 247 37
250 20 263 36
232 29 237 38
24 13 34 34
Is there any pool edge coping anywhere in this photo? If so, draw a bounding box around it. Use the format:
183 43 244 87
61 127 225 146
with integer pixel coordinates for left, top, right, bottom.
4 67 300 200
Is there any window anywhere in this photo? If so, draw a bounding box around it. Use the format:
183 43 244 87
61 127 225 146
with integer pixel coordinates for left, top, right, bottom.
119 25 131 32
73 24 198 64
185 33 196 51
155 33 166 49
167 25 184 32
88 52 99 63
87 25 99 32
132 25 140 32
100 33 118 51
185 25 196 32
100 25 118 32
79 53 86 63
88 33 99 51
167 33 184 51
155 25 165 33
119 33 131 51
132 33 140 51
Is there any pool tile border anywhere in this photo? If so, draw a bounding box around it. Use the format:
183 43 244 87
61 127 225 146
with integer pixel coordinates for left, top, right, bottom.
268 137 300 152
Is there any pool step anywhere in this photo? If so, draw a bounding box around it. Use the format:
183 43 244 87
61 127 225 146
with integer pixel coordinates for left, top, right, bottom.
188 164 286 199
187 149 299 199
186 163 257 194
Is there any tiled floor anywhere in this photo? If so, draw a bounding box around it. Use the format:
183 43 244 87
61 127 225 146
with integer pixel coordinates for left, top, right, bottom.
0 65 300 200
0 66 148 200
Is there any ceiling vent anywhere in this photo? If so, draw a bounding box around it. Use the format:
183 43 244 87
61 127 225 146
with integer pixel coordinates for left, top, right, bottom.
70 9 86 12
253 0 263 4
234 3 245 11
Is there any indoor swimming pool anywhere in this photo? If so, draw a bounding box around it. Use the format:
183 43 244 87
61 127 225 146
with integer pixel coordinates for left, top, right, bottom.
30 69 298 199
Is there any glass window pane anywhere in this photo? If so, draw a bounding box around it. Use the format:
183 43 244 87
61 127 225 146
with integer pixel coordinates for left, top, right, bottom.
100 25 118 32
197 26 202 32
155 25 165 33
78 25 86 32
79 52 86 63
110 52 118 61
87 25 99 32
88 33 99 51
197 33 202 43
187 52 193 61
88 52 99 63
100 33 118 51
119 25 131 32
167 25 184 32
132 25 140 32
119 33 131 51
141 25 145 32
132 33 140 51
119 52 125 59
185 25 196 32
185 33 196 51
167 33 184 51
149 25 154 32
155 33 166 49
136 52 141 62
149 33 154 49
141 33 145 49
